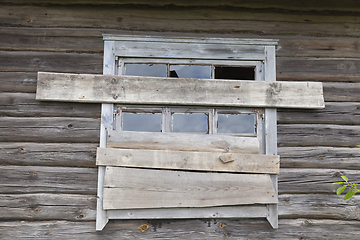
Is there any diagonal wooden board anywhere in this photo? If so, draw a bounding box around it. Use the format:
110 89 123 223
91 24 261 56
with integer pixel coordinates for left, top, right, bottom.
36 72 325 109
106 130 260 154
96 147 280 174
103 167 278 210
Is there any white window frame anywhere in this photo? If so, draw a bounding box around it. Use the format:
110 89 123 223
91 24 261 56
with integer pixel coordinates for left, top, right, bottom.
97 35 278 230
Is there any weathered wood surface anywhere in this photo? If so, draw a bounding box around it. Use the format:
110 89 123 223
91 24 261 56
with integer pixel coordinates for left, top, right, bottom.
1 5 360 37
278 124 360 147
0 194 96 221
0 117 99 143
278 102 360 124
96 147 280 174
0 142 97 167
0 219 360 239
103 167 277 209
36 72 325 109
107 130 259 154
279 147 360 169
0 92 100 117
1 166 357 195
323 82 360 101
0 166 97 194
0 72 37 93
0 51 102 73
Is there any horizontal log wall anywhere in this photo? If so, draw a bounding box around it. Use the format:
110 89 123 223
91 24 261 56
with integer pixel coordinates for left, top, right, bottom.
0 0 360 238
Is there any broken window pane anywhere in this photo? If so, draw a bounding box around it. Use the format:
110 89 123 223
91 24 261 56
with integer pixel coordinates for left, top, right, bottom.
125 64 167 77
215 66 255 80
169 65 211 79
217 114 255 134
172 113 208 133
122 112 162 132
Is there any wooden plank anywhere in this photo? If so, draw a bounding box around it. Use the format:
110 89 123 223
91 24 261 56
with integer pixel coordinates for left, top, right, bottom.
0 51 102 73
0 142 97 167
1 5 360 37
0 193 96 221
103 167 277 209
278 124 360 147
279 147 360 170
0 72 37 93
96 148 280 174
1 219 360 239
323 82 360 101
0 166 97 194
0 92 100 117
278 102 360 125
0 117 100 143
36 72 325 109
107 130 259 154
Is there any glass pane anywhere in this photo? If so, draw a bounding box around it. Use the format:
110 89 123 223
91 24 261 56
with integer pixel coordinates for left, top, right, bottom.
170 65 211 79
125 64 167 77
172 113 208 133
123 112 161 132
218 114 255 134
215 66 255 80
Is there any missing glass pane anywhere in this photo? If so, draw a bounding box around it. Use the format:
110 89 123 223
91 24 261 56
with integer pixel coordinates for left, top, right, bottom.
172 113 208 133
122 112 161 132
217 114 255 134
215 66 255 80
170 65 211 79
125 64 167 77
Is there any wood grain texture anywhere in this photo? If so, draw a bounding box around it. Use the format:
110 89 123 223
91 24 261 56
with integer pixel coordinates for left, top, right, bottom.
0 219 360 239
1 5 360 37
279 147 360 169
0 92 100 117
0 193 96 221
278 124 360 147
107 130 259 154
0 166 97 194
103 167 277 209
0 72 37 92
0 117 100 143
96 147 280 174
323 82 360 101
0 142 97 167
36 72 325 109
278 102 360 124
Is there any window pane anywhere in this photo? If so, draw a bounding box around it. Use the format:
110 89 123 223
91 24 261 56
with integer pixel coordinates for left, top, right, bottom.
170 65 211 79
218 114 255 134
215 66 255 80
123 112 161 132
172 113 208 133
125 64 167 77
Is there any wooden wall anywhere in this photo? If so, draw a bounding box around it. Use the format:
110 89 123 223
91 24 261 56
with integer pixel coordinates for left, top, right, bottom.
1 1 360 239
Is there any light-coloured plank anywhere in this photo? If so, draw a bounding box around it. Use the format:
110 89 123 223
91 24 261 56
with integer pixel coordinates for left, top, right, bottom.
103 167 277 209
96 147 279 174
36 72 325 109
107 130 259 154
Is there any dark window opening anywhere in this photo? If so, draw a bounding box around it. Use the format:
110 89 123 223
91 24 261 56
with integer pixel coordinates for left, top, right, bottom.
215 66 255 80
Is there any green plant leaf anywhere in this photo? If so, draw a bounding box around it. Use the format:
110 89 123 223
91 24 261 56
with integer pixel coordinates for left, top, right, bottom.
341 175 348 182
337 185 347 195
344 190 357 200
356 145 360 148
332 182 344 185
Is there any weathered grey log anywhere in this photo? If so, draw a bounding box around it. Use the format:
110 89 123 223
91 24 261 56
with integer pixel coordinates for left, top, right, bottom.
323 82 360 102
0 193 96 221
278 102 360 124
103 167 277 209
107 130 259 154
0 117 100 143
0 166 97 194
0 72 37 93
96 147 279 174
278 124 360 147
36 72 325 109
1 5 360 38
0 142 98 167
0 92 100 117
0 219 360 239
279 147 360 169
0 51 102 73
